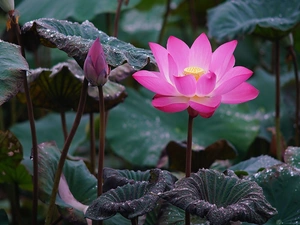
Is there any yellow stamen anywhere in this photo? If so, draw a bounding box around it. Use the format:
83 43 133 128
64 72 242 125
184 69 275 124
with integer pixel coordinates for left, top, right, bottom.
183 66 205 80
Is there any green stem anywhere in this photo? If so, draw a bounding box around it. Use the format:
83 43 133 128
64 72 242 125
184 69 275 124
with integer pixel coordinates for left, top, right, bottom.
60 111 68 141
158 0 171 44
10 13 39 225
89 113 96 175
45 78 88 225
288 46 299 146
0 106 3 130
185 115 194 225
7 183 22 225
131 217 138 225
274 40 281 160
188 0 197 35
113 0 127 37
97 85 106 197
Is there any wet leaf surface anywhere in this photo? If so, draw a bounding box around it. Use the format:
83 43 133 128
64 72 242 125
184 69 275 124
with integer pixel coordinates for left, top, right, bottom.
37 141 97 224
86 169 166 220
0 40 29 106
17 60 127 113
160 169 277 225
106 88 259 167
0 130 32 191
230 155 281 175
21 18 156 70
248 164 300 225
166 139 237 172
208 0 300 42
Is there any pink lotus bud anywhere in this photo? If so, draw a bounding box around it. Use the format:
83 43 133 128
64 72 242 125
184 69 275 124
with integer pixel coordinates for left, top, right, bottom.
84 37 109 86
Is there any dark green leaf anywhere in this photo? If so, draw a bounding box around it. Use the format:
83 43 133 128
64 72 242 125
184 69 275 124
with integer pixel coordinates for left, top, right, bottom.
230 155 281 175
17 0 141 24
167 139 237 172
103 168 151 192
17 61 127 112
247 69 295 142
0 130 23 166
0 209 9 225
248 164 300 225
0 40 29 105
284 146 300 169
10 112 89 163
103 213 131 225
160 169 277 225
37 141 97 224
157 203 209 225
207 0 300 42
106 88 259 167
0 130 32 190
21 18 155 70
102 168 177 192
86 169 166 220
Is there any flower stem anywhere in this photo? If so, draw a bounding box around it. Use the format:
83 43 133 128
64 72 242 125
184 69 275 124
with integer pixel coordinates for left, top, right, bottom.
9 12 38 225
185 115 194 225
185 115 194 177
97 85 106 197
113 0 129 37
287 46 299 146
158 0 171 44
60 111 68 141
45 78 88 225
89 113 96 175
274 40 281 160
131 217 138 225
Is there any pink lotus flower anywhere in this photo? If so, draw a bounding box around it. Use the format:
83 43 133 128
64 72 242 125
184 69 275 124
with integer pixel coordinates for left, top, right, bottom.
133 33 259 118
84 37 109 86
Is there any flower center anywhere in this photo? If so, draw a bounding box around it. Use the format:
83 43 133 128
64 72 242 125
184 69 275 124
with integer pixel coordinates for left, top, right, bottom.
183 66 205 80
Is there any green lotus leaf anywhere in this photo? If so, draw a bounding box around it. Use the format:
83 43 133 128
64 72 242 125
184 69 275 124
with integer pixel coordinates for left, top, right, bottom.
160 169 277 225
17 0 141 24
106 88 259 167
17 60 127 113
166 139 237 172
207 0 300 42
0 130 32 191
21 18 155 70
85 169 167 220
102 168 151 192
102 168 177 192
247 164 300 225
0 209 9 225
157 203 209 225
0 40 29 106
37 141 97 224
230 155 281 175
284 146 300 169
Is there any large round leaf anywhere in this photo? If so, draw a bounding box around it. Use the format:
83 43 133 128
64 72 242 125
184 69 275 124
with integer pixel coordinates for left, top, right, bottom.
247 164 300 225
86 169 166 220
230 155 281 175
0 40 29 106
106 88 259 167
0 130 32 191
21 18 156 70
17 61 127 113
37 141 97 224
247 69 295 142
10 112 89 163
166 139 237 172
17 0 141 24
160 169 277 225
207 0 300 42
